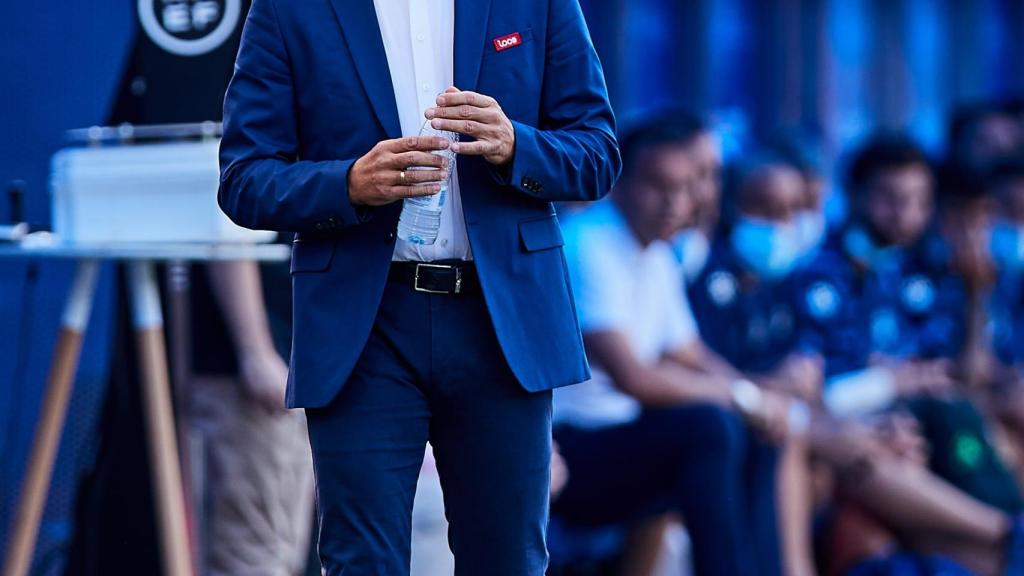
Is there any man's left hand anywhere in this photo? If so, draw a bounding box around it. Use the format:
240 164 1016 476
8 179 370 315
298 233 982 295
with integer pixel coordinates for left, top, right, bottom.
426 87 515 167
239 347 289 414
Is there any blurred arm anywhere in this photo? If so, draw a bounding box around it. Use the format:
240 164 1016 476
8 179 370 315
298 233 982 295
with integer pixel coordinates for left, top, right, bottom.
206 260 288 412
584 330 732 407
666 339 744 379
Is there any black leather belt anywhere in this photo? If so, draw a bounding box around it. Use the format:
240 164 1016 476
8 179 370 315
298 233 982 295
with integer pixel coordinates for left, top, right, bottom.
388 261 480 295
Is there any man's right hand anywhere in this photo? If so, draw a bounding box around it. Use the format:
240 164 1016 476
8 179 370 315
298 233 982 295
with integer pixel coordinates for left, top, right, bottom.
348 136 451 206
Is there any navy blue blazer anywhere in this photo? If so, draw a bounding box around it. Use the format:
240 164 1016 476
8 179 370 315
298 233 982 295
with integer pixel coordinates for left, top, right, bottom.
218 0 620 408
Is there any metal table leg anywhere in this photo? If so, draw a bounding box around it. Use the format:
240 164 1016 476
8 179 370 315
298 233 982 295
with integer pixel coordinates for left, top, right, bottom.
128 260 193 576
2 259 99 576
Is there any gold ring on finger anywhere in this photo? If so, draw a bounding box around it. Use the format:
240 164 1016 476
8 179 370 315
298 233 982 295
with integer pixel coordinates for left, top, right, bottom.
399 170 407 183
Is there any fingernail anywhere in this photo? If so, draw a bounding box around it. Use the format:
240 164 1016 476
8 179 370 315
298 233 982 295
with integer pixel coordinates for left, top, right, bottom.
431 119 441 129
451 143 460 153
425 107 435 119
436 96 446 106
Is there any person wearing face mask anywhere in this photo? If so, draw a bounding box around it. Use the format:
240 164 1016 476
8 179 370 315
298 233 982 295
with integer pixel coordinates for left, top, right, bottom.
762 135 1024 576
688 147 1024 576
972 157 1024 477
691 155 816 396
989 158 1024 277
552 116 795 576
687 154 820 576
793 134 1024 517
767 134 831 266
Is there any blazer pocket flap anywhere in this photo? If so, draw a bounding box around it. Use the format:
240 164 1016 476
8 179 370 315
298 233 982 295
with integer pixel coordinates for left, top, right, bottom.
290 240 336 273
519 214 564 252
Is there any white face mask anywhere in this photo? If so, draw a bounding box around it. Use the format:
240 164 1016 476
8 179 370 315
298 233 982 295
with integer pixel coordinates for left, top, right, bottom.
990 220 1024 270
730 217 803 280
672 229 710 282
795 210 827 259
794 210 827 248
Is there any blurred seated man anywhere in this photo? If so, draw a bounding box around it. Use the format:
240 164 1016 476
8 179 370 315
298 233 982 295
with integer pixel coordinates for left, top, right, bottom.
688 153 821 576
552 116 794 576
685 149 1014 576
788 135 1024 575
690 140 1024 576
793 134 1022 513
951 157 1024 471
659 113 723 284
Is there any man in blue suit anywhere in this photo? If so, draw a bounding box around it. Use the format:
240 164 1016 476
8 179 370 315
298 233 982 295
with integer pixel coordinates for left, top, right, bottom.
218 0 620 574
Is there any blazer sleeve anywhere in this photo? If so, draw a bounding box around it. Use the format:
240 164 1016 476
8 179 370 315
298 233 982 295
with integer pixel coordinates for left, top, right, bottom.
218 0 364 234
493 0 621 202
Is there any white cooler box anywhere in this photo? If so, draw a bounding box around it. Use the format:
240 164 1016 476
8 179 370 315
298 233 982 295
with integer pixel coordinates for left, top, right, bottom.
51 139 277 244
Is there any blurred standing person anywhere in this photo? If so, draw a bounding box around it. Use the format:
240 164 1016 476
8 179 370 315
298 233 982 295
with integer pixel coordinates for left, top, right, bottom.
66 1 314 574
191 262 314 576
219 0 620 574
553 116 793 576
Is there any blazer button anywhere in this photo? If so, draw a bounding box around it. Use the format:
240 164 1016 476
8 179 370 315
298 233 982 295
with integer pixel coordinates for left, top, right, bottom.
386 231 396 243
314 222 325 231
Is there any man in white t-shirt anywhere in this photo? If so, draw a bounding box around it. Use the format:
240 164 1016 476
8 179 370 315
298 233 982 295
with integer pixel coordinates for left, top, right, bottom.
552 116 793 576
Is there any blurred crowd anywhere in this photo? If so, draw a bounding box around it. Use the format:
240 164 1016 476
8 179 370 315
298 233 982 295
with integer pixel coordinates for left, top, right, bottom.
545 101 1024 576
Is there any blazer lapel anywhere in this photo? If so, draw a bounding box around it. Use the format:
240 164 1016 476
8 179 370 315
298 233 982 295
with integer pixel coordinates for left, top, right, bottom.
454 0 493 92
327 0 402 139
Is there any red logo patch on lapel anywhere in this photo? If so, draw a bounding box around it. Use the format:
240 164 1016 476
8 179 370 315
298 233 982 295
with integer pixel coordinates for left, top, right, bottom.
493 32 523 52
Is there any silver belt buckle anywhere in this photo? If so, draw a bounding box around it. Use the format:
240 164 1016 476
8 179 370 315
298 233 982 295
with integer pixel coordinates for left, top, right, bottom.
414 263 462 294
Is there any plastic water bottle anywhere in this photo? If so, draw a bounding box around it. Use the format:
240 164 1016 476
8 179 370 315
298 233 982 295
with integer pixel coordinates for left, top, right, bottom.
396 121 459 245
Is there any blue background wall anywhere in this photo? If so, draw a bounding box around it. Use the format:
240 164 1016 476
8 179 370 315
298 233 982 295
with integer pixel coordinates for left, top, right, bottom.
0 1 131 571
1 0 1022 573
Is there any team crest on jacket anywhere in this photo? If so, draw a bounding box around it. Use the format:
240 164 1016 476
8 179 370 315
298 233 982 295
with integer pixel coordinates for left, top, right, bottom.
707 271 737 306
901 275 936 314
806 281 839 320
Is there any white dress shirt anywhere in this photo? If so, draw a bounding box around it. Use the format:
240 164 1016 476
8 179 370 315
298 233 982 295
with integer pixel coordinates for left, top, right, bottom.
373 0 472 261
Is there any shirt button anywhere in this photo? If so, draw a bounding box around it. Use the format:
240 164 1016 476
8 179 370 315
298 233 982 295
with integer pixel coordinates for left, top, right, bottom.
441 239 449 246
422 83 430 92
417 34 425 42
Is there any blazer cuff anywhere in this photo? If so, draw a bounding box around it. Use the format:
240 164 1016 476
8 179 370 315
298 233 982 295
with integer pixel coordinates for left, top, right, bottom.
314 159 370 232
489 121 546 198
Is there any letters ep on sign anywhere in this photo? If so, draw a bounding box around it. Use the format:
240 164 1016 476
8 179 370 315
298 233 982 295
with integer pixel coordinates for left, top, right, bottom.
493 32 523 52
